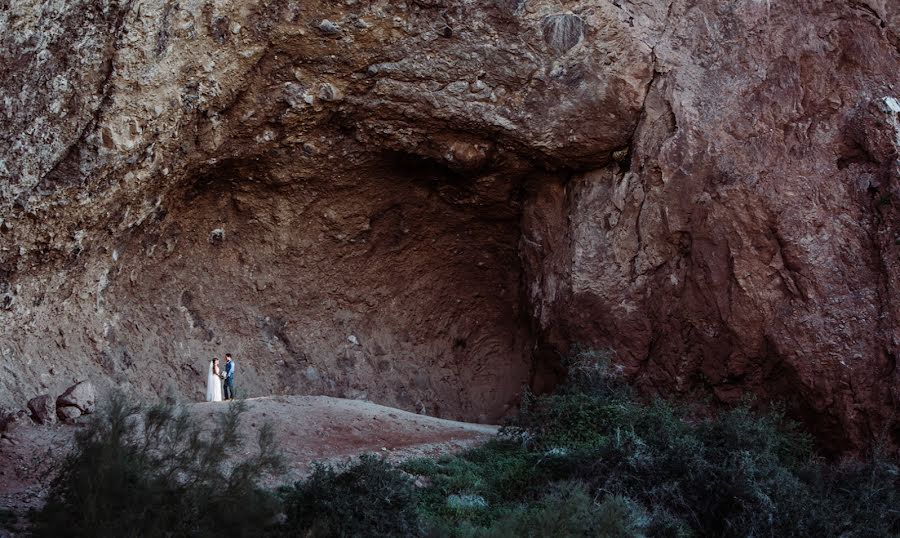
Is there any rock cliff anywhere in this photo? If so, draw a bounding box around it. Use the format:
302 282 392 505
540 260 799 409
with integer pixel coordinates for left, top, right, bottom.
1 0 898 450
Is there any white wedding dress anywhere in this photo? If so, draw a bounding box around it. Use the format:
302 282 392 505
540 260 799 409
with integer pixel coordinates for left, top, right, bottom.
206 362 223 402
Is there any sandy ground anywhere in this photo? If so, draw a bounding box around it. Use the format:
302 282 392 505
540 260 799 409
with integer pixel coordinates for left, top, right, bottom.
195 396 498 485
0 395 498 532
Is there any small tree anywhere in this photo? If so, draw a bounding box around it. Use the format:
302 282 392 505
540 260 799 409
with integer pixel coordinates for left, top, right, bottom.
33 393 283 538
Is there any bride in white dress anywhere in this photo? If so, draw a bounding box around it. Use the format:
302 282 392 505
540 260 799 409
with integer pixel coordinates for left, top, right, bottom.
206 357 223 402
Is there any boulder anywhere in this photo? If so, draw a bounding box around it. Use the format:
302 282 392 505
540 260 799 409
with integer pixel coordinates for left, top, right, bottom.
27 394 56 425
56 381 97 422
56 406 83 423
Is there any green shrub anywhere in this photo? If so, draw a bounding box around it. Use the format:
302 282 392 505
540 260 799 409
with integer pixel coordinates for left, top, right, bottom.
404 440 550 531
32 394 283 538
501 348 634 451
422 480 656 538
279 454 418 537
414 349 899 537
459 483 646 538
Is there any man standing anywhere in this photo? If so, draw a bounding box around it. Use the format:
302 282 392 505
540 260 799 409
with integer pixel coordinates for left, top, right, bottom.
223 353 236 400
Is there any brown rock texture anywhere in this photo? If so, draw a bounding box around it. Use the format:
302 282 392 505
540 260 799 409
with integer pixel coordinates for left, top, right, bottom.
1 0 898 450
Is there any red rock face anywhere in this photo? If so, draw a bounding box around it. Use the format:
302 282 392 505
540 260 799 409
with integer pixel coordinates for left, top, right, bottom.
0 0 897 450
521 1 900 452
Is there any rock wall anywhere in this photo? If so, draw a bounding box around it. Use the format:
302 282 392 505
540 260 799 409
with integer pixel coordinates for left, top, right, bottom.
1 0 898 449
522 1 900 451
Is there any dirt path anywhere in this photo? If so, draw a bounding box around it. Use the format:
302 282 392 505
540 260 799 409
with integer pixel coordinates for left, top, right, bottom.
0 395 498 526
197 396 497 481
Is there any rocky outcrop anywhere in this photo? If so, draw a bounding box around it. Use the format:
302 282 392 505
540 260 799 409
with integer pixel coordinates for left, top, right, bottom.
1 0 898 450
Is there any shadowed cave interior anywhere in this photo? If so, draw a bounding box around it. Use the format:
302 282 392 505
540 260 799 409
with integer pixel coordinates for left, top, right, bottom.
95 149 550 423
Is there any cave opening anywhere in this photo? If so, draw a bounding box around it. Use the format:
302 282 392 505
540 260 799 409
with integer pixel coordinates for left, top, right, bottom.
101 148 545 423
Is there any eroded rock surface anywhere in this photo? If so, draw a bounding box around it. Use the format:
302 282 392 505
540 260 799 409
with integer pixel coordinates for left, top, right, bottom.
1 0 898 449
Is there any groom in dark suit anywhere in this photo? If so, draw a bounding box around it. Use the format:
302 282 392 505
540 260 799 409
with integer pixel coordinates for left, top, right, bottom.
223 353 236 400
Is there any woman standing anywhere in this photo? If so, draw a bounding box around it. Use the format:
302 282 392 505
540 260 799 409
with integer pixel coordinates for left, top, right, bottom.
205 357 224 402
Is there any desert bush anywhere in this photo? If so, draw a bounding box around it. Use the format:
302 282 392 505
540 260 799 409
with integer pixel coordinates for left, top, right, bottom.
778 452 900 538
404 440 551 532
502 348 634 450
443 482 647 538
558 348 631 398
32 394 283 538
411 349 899 537
279 454 419 537
505 351 900 537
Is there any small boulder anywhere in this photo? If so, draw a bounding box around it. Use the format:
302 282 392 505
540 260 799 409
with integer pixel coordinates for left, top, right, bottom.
27 394 56 425
56 381 97 422
318 82 342 102
57 406 83 422
208 228 225 244
317 19 341 35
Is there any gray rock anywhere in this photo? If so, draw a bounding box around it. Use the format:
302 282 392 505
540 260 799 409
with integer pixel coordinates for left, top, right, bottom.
445 80 469 94
27 394 56 425
318 83 341 102
56 381 97 422
284 82 308 109
57 406 82 422
317 19 341 35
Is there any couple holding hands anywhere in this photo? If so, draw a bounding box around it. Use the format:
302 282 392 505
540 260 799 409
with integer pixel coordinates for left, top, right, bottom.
205 353 236 402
